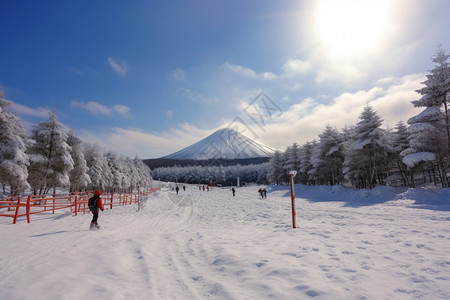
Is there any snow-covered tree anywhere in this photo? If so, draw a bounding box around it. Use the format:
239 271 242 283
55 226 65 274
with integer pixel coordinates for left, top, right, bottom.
106 152 125 192
344 106 390 188
390 121 410 186
27 112 74 194
133 157 152 189
414 45 450 151
310 125 344 185
401 106 447 187
67 131 91 192
84 144 112 192
284 143 300 174
0 90 30 195
269 150 284 184
299 141 315 185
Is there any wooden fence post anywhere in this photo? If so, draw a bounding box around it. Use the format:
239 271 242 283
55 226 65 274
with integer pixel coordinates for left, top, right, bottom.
13 195 21 224
26 195 31 223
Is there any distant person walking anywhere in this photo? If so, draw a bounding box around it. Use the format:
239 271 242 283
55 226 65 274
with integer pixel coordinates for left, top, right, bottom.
263 188 267 199
176 186 180 194
89 190 104 230
258 188 263 198
232 187 236 196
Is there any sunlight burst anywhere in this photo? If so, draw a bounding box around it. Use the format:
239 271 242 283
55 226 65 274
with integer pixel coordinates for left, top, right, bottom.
316 0 389 57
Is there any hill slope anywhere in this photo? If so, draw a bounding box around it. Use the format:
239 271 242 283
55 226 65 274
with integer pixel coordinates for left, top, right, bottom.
2 185 450 299
163 128 275 160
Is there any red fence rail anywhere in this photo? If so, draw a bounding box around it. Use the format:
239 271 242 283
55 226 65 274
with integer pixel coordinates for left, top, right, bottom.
0 188 160 224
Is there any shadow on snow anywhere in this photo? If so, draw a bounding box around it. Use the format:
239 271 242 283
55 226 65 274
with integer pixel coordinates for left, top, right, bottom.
267 184 450 211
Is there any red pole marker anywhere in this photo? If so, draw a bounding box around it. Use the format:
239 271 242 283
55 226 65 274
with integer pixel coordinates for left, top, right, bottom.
289 171 297 229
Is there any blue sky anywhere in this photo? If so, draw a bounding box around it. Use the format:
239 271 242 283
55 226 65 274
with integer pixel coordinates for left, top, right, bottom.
1 0 449 158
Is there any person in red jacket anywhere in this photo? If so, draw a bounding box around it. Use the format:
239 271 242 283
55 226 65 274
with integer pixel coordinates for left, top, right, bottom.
89 190 104 230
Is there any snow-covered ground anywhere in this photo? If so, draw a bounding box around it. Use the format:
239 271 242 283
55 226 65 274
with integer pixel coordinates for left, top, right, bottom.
1 184 450 299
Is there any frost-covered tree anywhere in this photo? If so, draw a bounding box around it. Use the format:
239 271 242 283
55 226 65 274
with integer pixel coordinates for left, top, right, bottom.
27 112 74 194
84 144 112 192
414 45 450 151
133 157 152 189
298 141 315 185
269 150 285 184
310 125 344 185
284 143 301 174
67 131 91 192
0 90 30 195
344 106 390 188
106 152 125 192
401 106 447 187
390 121 410 186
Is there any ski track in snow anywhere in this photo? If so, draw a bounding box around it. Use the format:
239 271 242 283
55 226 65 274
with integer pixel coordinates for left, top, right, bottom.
1 185 450 299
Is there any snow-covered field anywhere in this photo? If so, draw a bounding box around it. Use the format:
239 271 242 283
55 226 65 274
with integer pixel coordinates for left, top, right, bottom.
1 184 450 299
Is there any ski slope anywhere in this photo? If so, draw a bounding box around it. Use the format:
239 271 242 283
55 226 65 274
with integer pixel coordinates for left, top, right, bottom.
1 184 450 299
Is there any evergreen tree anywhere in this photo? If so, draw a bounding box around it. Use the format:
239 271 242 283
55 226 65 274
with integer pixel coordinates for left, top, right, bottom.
391 121 410 186
284 143 301 174
67 131 91 192
299 141 315 185
401 106 447 187
27 112 74 194
311 125 344 185
345 106 388 188
83 144 110 192
269 150 284 184
414 45 450 152
0 90 30 195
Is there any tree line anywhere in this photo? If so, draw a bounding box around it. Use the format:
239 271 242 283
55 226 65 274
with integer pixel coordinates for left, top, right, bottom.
0 96 152 196
274 45 450 188
153 45 450 189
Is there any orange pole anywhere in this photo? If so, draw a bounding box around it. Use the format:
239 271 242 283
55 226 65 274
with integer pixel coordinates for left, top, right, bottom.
26 195 31 223
74 195 78 216
13 195 21 224
290 174 296 229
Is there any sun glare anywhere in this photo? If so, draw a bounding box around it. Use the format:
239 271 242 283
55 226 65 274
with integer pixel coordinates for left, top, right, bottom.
316 0 389 57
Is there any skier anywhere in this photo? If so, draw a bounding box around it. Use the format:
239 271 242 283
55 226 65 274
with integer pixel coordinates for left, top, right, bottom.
89 190 104 230
183 185 186 192
232 187 235 196
176 186 180 194
263 188 267 199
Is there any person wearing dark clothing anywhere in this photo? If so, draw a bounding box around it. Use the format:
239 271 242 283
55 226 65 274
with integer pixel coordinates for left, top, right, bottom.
258 188 263 198
90 190 104 230
232 188 236 196
176 186 180 194
263 189 267 199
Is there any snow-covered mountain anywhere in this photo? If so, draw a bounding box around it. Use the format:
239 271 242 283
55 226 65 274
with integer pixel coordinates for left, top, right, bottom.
163 128 275 160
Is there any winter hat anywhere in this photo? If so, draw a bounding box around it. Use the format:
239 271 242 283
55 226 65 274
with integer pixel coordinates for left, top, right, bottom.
94 190 101 196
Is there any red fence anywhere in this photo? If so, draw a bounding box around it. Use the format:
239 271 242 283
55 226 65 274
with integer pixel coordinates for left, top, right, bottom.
0 188 160 224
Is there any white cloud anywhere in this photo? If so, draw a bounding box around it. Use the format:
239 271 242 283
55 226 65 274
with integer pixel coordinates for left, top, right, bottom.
167 69 187 82
113 105 131 116
9 102 50 118
78 124 212 159
71 101 112 116
281 59 312 76
178 87 218 104
71 101 131 117
250 74 425 151
223 62 277 80
108 57 129 77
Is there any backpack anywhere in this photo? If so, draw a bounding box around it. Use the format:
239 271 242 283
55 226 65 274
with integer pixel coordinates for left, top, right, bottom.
88 196 98 212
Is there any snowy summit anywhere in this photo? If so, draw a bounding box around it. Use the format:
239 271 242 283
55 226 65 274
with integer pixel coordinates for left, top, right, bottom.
163 128 275 160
